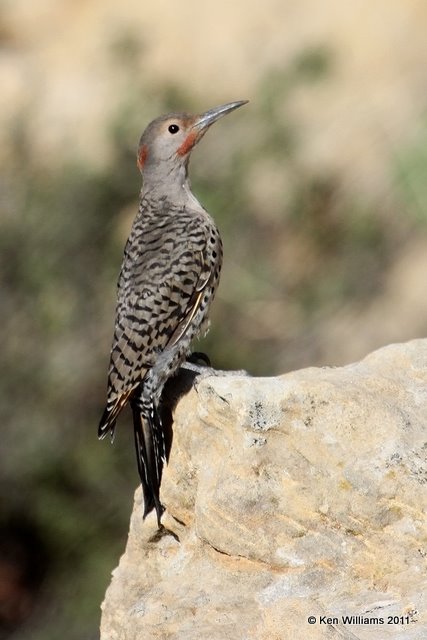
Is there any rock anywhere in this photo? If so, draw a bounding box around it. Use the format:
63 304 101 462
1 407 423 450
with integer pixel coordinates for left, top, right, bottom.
100 340 427 639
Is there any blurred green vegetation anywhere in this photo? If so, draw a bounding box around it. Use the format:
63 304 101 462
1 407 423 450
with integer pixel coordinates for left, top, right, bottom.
393 111 427 225
1 44 426 640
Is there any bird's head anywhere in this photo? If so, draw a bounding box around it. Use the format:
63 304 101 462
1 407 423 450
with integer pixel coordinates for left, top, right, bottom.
136 100 248 189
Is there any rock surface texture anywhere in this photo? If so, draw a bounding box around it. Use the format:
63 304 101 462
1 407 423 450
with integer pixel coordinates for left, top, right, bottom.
100 340 427 639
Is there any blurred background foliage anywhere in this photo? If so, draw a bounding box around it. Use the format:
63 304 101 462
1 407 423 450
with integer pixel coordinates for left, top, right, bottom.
1 2 427 638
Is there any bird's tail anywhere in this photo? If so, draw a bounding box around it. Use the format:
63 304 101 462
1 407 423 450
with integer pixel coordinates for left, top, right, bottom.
98 389 134 442
130 398 166 526
98 406 117 443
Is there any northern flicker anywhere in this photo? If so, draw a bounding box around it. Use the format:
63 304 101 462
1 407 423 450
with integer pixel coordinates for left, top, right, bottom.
98 100 248 526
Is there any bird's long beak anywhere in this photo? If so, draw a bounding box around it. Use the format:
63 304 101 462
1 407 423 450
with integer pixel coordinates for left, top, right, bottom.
177 100 248 157
192 100 248 132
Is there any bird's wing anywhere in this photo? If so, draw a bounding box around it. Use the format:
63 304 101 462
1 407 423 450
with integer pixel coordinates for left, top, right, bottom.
98 221 212 438
165 249 211 348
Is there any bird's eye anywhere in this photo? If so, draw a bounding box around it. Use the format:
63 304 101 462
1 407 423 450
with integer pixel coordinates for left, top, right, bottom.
168 124 180 134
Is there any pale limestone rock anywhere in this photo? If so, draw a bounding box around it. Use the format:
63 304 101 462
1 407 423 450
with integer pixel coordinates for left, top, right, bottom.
100 340 427 639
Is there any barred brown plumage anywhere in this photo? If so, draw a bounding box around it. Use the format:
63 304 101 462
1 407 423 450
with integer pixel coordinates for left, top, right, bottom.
98 100 248 526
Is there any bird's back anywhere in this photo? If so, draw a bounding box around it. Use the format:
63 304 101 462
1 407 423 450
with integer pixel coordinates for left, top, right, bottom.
105 193 222 414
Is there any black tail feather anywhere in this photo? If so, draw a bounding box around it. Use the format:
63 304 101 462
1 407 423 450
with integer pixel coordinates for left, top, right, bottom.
131 400 165 526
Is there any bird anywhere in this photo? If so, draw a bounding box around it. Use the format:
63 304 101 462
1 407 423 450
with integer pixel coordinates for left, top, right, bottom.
98 100 248 527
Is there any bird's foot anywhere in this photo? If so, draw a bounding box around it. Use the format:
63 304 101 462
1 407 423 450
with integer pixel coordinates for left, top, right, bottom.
185 365 249 394
180 351 211 375
180 360 211 375
182 352 248 378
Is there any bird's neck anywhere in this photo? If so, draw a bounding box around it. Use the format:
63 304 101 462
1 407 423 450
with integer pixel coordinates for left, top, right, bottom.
141 165 203 210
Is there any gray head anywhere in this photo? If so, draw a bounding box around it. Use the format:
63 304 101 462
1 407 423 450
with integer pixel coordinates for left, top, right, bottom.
137 100 248 192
